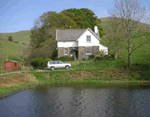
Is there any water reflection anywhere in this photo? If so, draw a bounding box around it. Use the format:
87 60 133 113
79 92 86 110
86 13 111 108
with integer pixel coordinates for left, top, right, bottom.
0 84 150 117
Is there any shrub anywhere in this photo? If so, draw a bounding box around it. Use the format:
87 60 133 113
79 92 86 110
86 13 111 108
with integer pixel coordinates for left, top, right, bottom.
31 58 43 69
94 51 112 61
31 58 52 69
8 36 13 42
88 55 95 60
42 58 51 67
58 56 74 61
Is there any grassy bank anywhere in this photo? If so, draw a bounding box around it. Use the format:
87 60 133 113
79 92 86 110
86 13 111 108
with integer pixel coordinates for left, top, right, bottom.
0 73 39 96
0 59 150 96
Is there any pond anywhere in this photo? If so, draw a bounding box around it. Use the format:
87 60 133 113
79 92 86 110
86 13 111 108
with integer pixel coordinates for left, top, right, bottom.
0 84 150 117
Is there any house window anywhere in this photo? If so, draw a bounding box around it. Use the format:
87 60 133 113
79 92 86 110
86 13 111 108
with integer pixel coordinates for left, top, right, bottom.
64 48 68 55
86 47 92 55
86 36 91 42
14 62 16 66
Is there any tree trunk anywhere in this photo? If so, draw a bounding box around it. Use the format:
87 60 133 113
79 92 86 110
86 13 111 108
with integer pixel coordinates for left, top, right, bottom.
128 41 132 67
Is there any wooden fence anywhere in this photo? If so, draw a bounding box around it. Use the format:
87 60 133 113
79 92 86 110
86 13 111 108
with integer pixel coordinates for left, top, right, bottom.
0 66 33 78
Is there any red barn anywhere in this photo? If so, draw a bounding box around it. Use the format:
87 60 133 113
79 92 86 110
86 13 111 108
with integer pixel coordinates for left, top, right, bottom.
3 61 21 71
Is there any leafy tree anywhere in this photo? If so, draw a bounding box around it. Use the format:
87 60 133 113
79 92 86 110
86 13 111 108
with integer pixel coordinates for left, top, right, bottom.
61 8 105 37
8 36 13 42
30 11 79 48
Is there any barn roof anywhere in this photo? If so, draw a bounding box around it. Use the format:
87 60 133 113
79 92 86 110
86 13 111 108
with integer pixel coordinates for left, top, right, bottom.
3 60 19 63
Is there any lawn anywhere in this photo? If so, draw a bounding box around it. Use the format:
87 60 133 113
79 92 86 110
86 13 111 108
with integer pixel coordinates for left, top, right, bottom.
0 59 150 96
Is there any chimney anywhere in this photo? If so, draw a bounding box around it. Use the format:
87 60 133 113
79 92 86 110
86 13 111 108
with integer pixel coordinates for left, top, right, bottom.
94 26 100 38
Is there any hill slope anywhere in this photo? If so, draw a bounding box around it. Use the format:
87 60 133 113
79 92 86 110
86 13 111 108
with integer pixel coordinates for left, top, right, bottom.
0 30 31 64
0 38 24 63
100 17 150 65
0 30 31 45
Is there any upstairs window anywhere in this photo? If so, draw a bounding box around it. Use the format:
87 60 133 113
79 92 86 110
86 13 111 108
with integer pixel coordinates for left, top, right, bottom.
86 36 91 42
86 47 92 55
64 48 68 55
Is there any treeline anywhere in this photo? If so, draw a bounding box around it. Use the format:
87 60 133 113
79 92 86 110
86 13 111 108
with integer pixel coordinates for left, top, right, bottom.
24 8 104 65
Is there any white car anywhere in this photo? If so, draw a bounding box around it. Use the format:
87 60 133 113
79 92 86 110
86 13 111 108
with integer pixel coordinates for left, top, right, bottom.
47 60 71 71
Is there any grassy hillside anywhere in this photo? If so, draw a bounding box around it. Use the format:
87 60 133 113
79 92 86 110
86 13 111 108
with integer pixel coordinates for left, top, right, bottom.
100 17 150 65
0 30 31 64
0 38 24 64
0 30 31 45
100 17 113 28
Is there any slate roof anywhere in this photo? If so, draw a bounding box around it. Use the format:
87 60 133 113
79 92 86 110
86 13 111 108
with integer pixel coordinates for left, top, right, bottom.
56 29 86 41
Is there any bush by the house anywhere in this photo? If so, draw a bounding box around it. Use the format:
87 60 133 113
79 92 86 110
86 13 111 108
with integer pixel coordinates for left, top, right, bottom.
88 55 95 60
94 51 113 61
42 58 52 68
31 58 51 69
58 56 74 61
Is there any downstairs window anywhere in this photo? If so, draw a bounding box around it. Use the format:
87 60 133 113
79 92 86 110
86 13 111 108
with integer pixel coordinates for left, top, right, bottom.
86 47 92 55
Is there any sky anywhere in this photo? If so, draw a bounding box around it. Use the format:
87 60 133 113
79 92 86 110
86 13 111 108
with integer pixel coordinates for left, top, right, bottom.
0 0 150 33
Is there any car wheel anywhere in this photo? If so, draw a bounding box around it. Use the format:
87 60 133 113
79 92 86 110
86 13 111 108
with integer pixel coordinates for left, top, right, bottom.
51 67 55 71
65 66 70 70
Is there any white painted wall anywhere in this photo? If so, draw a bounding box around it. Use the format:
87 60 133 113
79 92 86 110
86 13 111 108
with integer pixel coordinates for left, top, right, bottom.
78 29 100 47
99 44 108 55
57 41 78 47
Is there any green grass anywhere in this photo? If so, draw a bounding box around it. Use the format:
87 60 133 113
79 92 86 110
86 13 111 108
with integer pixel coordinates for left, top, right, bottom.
0 30 30 65
0 82 39 96
31 59 150 82
0 59 150 96
100 17 150 65
0 30 31 45
69 59 125 70
0 38 24 63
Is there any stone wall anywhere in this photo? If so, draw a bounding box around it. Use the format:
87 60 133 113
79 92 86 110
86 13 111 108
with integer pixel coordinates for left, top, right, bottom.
78 46 99 60
58 47 73 58
92 46 99 55
58 47 64 58
58 46 99 60
78 47 88 60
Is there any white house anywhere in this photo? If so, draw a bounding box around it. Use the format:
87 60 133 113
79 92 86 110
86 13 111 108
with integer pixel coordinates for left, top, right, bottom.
56 26 108 60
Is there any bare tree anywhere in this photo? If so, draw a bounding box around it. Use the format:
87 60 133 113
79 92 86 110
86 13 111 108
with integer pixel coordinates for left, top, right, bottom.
102 17 125 59
109 0 150 66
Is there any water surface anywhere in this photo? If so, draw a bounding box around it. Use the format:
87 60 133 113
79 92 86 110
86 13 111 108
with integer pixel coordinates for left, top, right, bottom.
0 84 150 117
